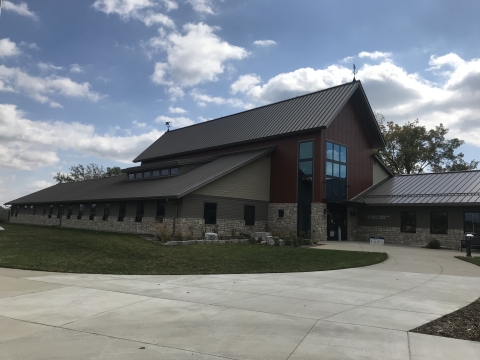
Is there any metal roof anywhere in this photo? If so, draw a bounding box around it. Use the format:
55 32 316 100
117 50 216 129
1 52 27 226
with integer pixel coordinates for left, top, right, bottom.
353 170 480 205
6 147 274 205
134 81 384 162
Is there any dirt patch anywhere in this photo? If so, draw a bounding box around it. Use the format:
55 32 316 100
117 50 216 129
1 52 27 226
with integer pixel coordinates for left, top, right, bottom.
411 298 480 342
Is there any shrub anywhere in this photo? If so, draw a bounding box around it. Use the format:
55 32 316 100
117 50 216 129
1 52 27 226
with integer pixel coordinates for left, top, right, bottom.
426 239 441 249
231 228 237 239
256 236 263 244
156 226 171 242
273 237 280 246
248 235 256 244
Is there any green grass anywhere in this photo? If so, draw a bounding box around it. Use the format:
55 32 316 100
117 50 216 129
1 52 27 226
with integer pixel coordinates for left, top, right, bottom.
456 256 480 267
0 223 387 275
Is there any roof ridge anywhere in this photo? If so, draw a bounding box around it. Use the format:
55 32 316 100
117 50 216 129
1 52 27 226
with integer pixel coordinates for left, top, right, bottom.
396 169 480 177
164 81 360 134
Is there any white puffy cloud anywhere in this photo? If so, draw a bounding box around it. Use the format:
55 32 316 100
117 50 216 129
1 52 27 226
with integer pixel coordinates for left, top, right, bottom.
0 104 164 170
358 51 392 60
70 64 86 73
38 62 63 73
92 0 175 27
20 41 40 50
0 65 101 107
167 85 185 101
2 1 38 20
149 22 248 87
0 38 21 58
155 114 195 128
190 88 252 108
230 74 261 94
186 0 216 14
29 180 55 192
169 106 187 113
253 40 276 47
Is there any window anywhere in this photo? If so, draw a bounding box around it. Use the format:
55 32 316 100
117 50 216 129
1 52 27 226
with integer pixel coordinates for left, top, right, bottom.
161 169 169 176
144 171 151 178
156 200 166 220
31 205 36 215
326 141 347 200
135 202 144 222
103 203 110 221
244 206 255 226
278 209 284 218
170 167 179 175
464 212 480 236
204 202 217 225
77 203 84 219
89 204 96 220
57 205 63 219
128 173 135 180
152 170 160 177
118 202 126 221
298 141 314 234
48 204 54 218
401 211 416 233
135 172 143 179
67 205 72 219
431 212 448 234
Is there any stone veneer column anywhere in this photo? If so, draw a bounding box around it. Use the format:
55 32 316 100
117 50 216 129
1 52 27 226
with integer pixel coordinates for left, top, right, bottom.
268 203 297 235
310 203 327 242
347 206 359 241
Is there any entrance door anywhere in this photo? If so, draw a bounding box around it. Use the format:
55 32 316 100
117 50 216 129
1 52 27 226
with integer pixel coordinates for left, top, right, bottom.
327 204 347 240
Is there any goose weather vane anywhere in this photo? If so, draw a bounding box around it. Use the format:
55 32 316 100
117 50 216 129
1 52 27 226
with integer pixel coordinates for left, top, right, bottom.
165 121 171 132
352 64 357 82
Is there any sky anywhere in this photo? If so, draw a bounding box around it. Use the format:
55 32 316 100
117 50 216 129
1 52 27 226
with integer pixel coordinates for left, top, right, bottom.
1 0 480 206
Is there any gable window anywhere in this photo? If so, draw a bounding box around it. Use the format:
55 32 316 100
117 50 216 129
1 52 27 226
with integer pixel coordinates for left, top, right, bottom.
161 169 169 176
144 171 151 178
204 202 217 225
77 203 84 220
89 204 97 220
48 204 54 218
431 211 448 234
135 202 144 222
464 212 480 236
401 211 416 233
118 202 126 222
156 200 166 220
128 174 135 180
67 205 72 219
152 170 160 177
103 203 110 221
170 167 179 175
244 205 255 226
326 141 347 200
135 172 143 179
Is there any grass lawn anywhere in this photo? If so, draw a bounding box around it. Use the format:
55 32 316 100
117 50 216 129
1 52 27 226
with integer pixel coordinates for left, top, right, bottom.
456 256 480 267
0 224 387 275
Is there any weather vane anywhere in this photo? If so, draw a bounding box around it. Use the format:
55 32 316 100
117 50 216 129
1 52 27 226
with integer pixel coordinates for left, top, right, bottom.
165 121 171 132
353 64 357 82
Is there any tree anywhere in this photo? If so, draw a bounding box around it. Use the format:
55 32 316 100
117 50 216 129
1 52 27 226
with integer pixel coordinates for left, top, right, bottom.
54 164 123 183
375 114 478 174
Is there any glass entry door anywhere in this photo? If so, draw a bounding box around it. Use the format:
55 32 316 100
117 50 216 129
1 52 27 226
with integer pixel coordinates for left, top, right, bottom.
327 204 347 241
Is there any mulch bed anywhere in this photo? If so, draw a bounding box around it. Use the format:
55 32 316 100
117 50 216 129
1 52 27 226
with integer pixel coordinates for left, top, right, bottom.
411 298 480 342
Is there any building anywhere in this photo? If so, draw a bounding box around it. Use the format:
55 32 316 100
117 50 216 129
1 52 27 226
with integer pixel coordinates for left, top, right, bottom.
6 81 480 246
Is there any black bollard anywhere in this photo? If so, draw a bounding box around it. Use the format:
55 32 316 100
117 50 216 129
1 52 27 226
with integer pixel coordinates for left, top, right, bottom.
466 237 472 258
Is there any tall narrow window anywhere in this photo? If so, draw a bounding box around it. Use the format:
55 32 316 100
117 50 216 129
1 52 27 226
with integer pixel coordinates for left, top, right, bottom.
31 205 36 215
326 141 347 200
48 204 54 218
401 211 416 233
77 203 84 220
204 203 217 225
67 205 72 219
156 200 166 220
135 202 144 222
89 204 96 220
118 202 126 221
431 212 448 234
464 212 480 236
57 205 63 219
244 205 255 226
103 203 110 221
298 141 314 234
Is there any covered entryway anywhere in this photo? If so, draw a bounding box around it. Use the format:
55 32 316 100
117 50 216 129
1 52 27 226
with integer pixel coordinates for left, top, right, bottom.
327 203 347 240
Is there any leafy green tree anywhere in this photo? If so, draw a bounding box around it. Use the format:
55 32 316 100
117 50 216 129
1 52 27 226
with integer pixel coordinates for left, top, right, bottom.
54 164 122 183
375 114 478 174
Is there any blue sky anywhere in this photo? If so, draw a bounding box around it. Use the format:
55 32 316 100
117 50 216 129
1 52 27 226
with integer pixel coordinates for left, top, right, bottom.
1 0 480 206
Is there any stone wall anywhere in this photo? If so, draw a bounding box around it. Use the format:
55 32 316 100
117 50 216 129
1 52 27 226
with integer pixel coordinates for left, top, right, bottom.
356 225 464 249
268 203 297 235
10 214 60 226
311 203 327 241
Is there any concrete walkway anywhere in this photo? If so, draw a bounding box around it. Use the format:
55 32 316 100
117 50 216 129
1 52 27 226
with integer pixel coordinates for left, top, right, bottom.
0 244 479 359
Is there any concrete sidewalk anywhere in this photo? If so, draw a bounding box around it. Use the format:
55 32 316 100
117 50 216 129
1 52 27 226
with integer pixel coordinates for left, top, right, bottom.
0 244 479 359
